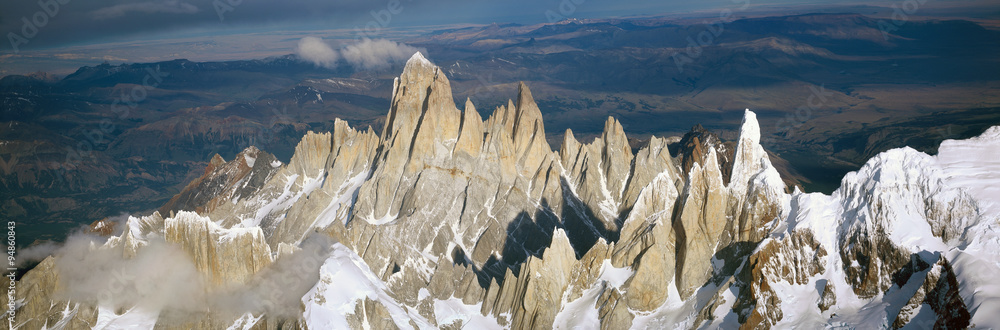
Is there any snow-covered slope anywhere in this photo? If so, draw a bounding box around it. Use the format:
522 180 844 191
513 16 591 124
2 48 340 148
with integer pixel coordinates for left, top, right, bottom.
736 127 1000 329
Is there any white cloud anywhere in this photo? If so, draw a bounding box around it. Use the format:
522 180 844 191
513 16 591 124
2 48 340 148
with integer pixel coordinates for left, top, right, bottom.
295 37 425 70
14 241 60 267
53 235 207 312
49 230 335 319
340 38 423 70
296 37 341 69
91 0 200 20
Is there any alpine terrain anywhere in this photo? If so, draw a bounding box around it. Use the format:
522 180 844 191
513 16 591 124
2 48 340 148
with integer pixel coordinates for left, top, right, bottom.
5 53 999 329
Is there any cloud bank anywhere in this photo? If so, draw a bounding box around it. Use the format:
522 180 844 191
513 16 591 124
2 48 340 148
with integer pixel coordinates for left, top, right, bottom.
295 38 424 70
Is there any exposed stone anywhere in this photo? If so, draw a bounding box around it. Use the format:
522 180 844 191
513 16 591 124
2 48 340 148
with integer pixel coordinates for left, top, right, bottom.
893 257 971 329
454 98 484 158
2 257 99 330
165 211 273 286
347 297 401 330
734 229 827 328
676 124 733 185
160 146 281 216
597 285 634 330
624 239 672 311
727 110 786 245
673 147 728 298
818 280 837 313
560 117 636 240
620 135 680 217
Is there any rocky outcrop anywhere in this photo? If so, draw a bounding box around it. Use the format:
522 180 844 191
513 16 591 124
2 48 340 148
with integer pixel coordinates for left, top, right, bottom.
620 135 679 216
560 117 635 236
159 146 281 216
834 147 979 300
734 230 827 328
673 147 729 298
727 110 787 245
892 257 971 329
1 257 99 330
676 124 733 185
485 229 576 328
164 211 272 286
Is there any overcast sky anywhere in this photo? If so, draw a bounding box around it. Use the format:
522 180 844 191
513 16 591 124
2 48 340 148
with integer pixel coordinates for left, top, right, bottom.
0 0 862 52
1 0 996 72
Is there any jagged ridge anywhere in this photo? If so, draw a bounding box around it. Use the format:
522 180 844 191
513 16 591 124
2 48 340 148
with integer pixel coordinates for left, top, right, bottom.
5 53 1000 329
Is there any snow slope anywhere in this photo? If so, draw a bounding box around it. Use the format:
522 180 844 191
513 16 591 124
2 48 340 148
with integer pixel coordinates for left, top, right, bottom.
766 127 1000 328
301 243 437 329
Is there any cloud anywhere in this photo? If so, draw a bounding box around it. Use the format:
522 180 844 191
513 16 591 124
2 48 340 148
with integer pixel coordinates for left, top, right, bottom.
211 234 334 318
295 37 425 70
341 38 423 70
90 0 200 20
52 234 208 312
296 37 340 69
47 224 336 319
14 241 60 268
15 213 131 268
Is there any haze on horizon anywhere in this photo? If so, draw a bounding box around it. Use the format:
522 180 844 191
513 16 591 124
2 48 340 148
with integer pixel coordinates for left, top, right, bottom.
1 0 997 76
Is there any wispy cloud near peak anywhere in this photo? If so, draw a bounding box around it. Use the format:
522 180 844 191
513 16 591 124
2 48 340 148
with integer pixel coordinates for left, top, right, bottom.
295 37 423 70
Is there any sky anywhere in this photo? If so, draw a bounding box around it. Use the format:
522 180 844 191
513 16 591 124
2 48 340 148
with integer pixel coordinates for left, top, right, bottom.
0 0 878 52
0 0 680 51
0 0 996 75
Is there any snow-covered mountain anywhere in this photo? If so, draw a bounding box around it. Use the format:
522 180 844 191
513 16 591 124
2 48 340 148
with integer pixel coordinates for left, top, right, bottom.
5 53 999 329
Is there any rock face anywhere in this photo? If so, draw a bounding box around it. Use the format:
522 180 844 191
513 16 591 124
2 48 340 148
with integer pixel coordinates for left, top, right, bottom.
159 146 281 216
676 124 733 185
7 53 1000 330
164 211 272 286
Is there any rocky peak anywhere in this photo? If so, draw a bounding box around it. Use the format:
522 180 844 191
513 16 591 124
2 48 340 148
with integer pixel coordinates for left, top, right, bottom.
165 211 272 286
383 52 461 167
209 153 226 168
512 82 544 140
559 128 581 164
729 109 772 196
600 116 633 202
676 123 733 185
287 131 332 175
509 82 552 176
617 135 679 221
454 98 485 158
557 116 641 240
160 146 280 216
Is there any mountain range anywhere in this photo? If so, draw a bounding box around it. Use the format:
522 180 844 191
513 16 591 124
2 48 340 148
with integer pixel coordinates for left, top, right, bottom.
5 53 999 329
3 12 999 249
